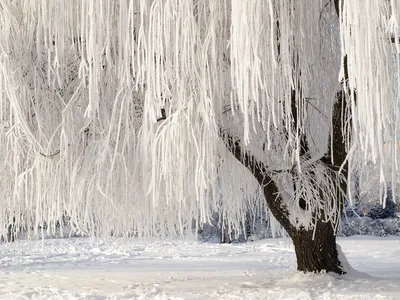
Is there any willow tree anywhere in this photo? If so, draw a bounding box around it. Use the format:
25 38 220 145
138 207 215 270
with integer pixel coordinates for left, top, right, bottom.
1 0 400 274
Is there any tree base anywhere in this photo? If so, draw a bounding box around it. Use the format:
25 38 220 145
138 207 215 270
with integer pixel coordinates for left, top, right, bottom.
291 221 344 274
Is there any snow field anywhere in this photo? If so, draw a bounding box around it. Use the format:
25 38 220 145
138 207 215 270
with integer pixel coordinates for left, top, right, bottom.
1 236 400 299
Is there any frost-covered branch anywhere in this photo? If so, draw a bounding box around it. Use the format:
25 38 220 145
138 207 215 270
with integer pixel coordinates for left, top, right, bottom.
221 131 296 235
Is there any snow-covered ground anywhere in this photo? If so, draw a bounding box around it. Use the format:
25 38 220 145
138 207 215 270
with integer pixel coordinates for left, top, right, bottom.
1 236 400 299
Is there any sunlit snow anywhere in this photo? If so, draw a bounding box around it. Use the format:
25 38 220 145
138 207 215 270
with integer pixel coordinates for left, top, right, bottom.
1 236 400 299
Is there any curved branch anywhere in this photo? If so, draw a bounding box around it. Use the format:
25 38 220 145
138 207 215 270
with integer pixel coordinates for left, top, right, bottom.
221 131 296 236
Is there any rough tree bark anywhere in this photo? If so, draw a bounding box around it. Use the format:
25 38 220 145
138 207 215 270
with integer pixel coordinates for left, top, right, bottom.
291 220 343 274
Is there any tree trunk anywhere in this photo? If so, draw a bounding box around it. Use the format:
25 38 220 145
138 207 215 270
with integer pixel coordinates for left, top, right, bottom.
6 220 16 242
290 220 343 274
221 54 349 272
259 172 344 274
223 132 345 274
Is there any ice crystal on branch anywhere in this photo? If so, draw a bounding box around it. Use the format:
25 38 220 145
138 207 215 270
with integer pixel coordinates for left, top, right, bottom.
0 0 399 239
